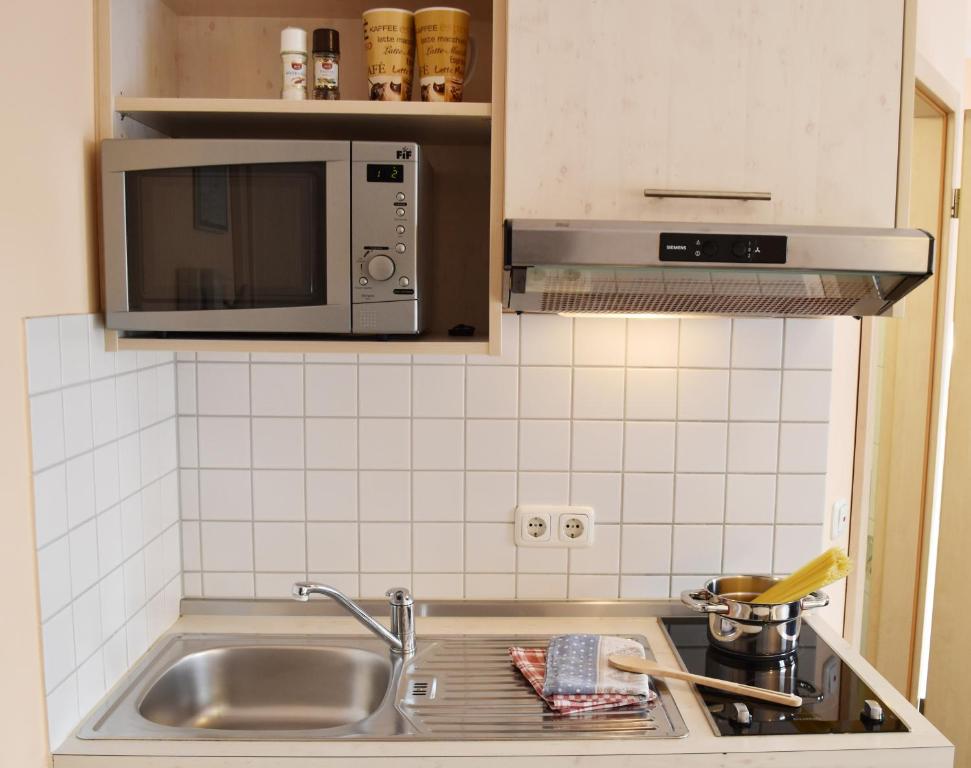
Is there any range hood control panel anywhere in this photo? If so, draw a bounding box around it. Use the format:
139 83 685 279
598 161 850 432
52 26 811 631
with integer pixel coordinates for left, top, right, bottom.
659 233 787 264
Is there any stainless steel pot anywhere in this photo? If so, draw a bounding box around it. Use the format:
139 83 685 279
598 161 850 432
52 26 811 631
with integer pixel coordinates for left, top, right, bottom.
681 575 829 659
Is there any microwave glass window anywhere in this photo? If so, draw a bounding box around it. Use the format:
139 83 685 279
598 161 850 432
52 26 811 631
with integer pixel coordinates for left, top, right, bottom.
366 163 404 183
123 163 326 311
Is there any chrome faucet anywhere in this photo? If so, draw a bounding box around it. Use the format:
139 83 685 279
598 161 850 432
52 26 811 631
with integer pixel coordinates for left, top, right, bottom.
291 582 416 655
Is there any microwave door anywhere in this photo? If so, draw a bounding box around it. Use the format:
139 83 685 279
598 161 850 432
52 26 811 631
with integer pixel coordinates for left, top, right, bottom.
103 140 351 334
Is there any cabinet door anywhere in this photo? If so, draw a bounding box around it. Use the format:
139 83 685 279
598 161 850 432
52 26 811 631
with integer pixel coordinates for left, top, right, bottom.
505 0 903 227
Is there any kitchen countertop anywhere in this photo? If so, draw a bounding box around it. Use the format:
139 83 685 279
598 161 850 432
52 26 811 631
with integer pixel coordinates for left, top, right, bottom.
53 601 954 767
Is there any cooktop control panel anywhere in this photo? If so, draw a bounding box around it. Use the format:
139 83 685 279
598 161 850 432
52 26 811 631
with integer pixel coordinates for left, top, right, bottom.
659 233 787 264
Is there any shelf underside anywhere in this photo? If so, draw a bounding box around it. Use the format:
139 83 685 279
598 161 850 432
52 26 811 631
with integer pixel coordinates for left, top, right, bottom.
114 334 491 354
161 0 494 22
116 97 492 144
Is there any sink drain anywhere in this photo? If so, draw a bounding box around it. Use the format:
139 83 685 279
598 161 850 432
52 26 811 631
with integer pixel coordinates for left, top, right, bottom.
404 678 437 702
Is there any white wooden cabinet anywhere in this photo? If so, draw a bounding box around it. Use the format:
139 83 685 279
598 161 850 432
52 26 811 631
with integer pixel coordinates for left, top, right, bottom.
505 0 903 227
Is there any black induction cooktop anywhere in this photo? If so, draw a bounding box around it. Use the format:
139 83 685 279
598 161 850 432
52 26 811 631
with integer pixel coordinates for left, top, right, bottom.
660 617 908 736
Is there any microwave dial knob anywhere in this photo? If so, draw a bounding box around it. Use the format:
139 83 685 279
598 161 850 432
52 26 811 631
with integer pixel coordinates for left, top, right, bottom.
367 255 396 281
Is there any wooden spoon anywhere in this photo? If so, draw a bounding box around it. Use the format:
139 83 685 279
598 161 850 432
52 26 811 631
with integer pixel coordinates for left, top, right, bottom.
608 654 803 708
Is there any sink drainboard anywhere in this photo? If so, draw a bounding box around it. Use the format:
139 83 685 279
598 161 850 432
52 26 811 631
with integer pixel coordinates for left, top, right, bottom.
398 636 686 738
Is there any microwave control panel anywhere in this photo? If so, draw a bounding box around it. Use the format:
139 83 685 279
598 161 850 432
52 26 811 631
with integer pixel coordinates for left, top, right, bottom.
351 142 421 316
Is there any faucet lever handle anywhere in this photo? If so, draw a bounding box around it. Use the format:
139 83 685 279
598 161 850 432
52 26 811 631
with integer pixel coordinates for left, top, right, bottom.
386 587 413 606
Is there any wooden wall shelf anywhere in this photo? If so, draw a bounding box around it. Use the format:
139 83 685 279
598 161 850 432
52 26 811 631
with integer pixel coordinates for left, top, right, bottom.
115 97 492 144
96 0 506 355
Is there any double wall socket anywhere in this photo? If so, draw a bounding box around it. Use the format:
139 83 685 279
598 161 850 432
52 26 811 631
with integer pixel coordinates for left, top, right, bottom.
515 505 595 548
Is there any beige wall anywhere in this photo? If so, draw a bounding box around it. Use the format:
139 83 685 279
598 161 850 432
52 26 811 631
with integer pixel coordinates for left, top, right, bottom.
916 0 969 90
0 2 100 763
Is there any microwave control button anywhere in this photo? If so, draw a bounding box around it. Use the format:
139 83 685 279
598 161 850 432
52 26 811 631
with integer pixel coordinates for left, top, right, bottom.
396 224 406 235
395 192 406 202
395 207 407 218
359 277 369 286
368 255 396 281
398 276 410 287
395 243 406 254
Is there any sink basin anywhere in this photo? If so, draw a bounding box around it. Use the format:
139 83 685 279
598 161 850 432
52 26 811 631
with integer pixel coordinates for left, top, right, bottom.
79 633 687 740
138 645 391 731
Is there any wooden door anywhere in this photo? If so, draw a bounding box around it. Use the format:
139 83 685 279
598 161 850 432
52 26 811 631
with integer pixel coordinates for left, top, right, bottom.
505 0 902 227
924 111 971 768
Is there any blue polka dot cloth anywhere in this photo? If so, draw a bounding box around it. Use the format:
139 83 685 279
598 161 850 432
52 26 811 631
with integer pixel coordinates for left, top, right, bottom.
541 634 651 698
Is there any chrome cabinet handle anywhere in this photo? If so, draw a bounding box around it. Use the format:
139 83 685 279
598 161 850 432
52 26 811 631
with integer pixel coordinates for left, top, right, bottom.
681 589 729 614
643 188 772 202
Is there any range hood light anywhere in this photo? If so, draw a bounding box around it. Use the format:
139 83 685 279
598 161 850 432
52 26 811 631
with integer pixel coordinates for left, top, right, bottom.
557 312 679 320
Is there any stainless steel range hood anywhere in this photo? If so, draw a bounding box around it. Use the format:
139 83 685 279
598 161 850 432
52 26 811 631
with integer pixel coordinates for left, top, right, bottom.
504 220 934 317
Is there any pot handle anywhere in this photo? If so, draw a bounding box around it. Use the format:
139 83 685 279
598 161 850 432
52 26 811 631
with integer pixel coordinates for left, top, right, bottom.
800 591 830 611
681 589 729 614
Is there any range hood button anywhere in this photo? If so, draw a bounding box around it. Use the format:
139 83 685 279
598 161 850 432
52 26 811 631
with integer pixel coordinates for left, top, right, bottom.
702 240 718 258
731 240 748 258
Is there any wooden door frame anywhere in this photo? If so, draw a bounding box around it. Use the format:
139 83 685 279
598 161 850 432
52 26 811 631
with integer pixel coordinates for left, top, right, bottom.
843 38 960 706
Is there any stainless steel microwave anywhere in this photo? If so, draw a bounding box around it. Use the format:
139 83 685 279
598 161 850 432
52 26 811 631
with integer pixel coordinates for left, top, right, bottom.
101 139 424 335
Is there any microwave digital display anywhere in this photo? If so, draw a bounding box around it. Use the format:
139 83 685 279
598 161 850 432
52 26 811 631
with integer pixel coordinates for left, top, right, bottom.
366 163 404 183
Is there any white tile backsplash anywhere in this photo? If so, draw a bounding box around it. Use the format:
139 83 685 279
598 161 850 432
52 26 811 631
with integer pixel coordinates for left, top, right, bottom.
27 312 839 749
413 471 464 521
307 470 357 520
466 471 517 522
520 314 572 365
781 370 832 421
200 469 252 520
571 473 622 524
627 318 679 367
253 470 305 521
359 365 411 417
413 366 464 417
678 369 729 420
725 474 777 524
573 318 626 366
27 314 180 751
305 364 358 417
679 318 731 367
359 471 410 521
623 473 675 524
729 370 782 421
784 319 835 370
624 422 676 472
520 420 571 470
251 363 303 417
572 421 623 471
625 368 677 419
466 366 518 418
520 367 572 418
359 418 411 470
573 368 624 419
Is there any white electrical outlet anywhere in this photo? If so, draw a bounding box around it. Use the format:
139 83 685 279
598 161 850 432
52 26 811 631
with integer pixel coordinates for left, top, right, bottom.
831 500 849 538
515 505 595 548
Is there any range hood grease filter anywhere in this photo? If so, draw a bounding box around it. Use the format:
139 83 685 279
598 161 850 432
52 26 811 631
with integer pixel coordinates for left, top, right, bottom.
503 221 933 317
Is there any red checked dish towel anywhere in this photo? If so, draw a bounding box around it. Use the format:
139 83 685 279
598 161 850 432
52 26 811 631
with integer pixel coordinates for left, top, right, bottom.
509 644 654 714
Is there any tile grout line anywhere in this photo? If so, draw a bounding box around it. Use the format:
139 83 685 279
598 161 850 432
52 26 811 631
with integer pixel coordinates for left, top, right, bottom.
720 320 735 575
667 319 682 598
772 320 789 576
303 357 310 590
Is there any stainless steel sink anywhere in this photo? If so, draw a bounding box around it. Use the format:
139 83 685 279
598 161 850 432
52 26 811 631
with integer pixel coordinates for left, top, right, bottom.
79 634 687 740
138 645 391 731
